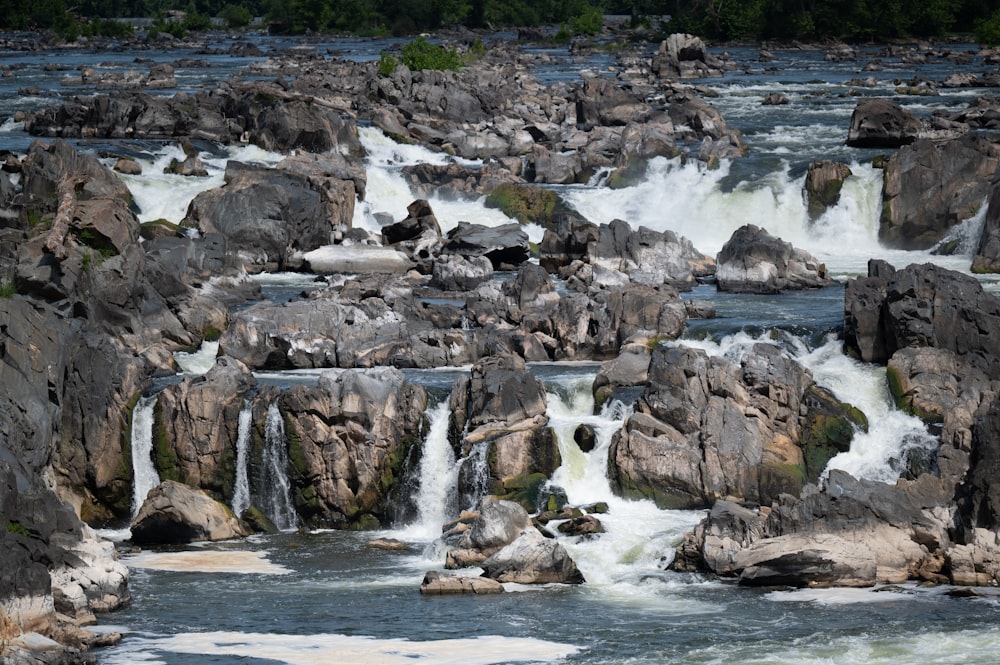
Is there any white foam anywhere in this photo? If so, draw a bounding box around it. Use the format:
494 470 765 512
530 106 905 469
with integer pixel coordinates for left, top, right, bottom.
173 340 220 375
125 549 292 575
123 631 580 665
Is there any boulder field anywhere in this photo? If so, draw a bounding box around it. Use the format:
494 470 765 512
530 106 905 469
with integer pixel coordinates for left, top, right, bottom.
5 32 1000 661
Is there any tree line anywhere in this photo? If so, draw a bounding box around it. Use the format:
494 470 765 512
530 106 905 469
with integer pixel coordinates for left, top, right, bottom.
1 0 999 44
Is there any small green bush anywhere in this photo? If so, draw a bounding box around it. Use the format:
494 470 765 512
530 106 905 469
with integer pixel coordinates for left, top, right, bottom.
377 52 398 76
400 36 463 71
0 279 16 298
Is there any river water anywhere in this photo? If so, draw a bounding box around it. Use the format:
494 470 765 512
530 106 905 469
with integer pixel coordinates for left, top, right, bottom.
4 31 1000 664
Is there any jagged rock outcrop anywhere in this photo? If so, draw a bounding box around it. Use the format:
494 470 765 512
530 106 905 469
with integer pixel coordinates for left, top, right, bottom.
154 357 257 500
131 480 251 545
879 134 1000 250
183 160 356 272
610 342 865 509
281 367 427 528
652 33 730 79
587 219 715 290
972 169 1000 274
448 354 559 510
715 224 831 293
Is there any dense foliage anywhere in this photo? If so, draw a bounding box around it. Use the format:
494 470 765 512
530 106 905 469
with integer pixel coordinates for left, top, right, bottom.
0 0 998 42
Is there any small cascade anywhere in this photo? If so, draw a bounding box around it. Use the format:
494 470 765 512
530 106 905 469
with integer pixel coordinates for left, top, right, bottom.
543 378 703 587
231 401 253 518
261 403 298 531
403 402 460 540
458 441 492 513
130 394 160 519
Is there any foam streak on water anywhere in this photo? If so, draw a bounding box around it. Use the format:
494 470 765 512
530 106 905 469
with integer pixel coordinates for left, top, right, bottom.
104 631 580 665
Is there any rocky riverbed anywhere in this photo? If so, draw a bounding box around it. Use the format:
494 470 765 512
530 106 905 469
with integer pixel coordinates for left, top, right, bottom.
3 28 1000 662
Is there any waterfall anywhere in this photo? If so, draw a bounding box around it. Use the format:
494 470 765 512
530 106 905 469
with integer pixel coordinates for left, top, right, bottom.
130 394 160 519
543 378 703 587
400 401 460 541
261 403 299 531
231 401 253 518
458 441 492 513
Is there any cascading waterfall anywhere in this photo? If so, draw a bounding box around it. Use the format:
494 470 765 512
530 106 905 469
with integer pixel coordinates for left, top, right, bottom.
231 401 253 518
679 332 939 484
399 401 460 541
543 379 705 588
262 403 299 531
130 394 161 519
458 441 492 513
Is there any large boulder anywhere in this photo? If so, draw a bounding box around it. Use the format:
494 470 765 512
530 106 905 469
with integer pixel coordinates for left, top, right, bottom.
445 500 533 568
588 219 715 289
610 343 860 508
183 160 355 272
843 262 1000 376
715 224 831 293
130 480 251 545
281 367 427 528
879 134 1000 250
480 527 586 584
154 357 257 500
805 160 853 220
444 221 530 269
846 98 923 148
574 77 653 128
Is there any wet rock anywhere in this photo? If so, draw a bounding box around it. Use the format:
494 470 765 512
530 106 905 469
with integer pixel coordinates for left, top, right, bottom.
481 527 585 584
880 134 1000 250
420 571 504 594
652 34 729 79
155 357 257 499
805 160 852 220
846 98 923 148
281 367 427 529
131 480 251 545
715 224 831 293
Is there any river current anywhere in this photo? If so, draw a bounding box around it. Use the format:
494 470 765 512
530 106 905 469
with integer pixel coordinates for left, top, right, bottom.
4 31 1000 664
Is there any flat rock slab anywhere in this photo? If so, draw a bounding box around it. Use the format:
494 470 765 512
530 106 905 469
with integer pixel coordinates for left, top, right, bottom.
420 571 504 595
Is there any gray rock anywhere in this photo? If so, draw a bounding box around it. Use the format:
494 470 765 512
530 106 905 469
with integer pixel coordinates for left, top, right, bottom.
880 134 1000 250
846 98 922 148
805 160 852 220
131 480 251 545
715 224 831 293
481 527 585 584
420 571 504 595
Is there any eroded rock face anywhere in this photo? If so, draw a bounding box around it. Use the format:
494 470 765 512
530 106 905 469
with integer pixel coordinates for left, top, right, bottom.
972 170 1000 274
131 480 250 545
449 354 558 510
879 134 1000 250
155 357 257 500
610 342 861 509
281 367 427 528
805 160 853 220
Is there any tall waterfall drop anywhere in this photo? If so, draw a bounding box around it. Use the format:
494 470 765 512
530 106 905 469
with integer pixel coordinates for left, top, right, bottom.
406 401 459 541
231 401 253 517
130 394 160 519
262 403 299 531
